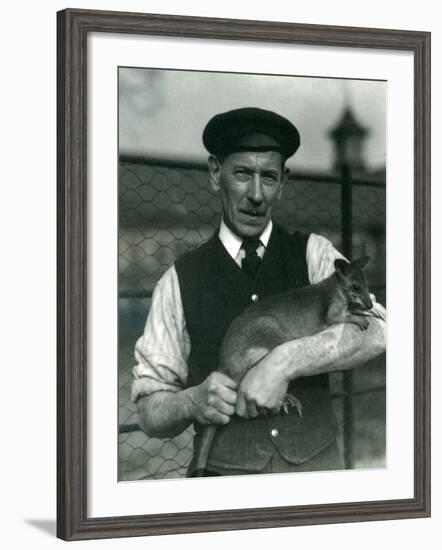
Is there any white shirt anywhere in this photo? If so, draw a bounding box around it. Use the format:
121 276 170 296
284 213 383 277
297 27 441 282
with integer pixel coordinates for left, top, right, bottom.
131 225 386 402
218 218 273 266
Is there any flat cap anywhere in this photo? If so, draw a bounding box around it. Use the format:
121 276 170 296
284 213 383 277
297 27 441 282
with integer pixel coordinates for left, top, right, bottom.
202 107 300 160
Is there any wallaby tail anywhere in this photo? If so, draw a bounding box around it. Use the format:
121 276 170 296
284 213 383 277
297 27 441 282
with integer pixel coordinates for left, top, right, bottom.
191 425 217 477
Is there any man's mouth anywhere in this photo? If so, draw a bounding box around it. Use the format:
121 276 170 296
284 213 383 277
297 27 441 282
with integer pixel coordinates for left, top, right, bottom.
239 209 265 217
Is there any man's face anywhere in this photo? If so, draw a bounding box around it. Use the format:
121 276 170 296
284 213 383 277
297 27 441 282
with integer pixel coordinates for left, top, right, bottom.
208 150 288 240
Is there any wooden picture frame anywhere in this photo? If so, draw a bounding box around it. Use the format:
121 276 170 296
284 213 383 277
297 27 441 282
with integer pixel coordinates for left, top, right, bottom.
57 8 431 541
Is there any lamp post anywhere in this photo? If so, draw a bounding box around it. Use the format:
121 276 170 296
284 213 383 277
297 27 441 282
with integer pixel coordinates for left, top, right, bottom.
329 107 368 469
330 107 368 175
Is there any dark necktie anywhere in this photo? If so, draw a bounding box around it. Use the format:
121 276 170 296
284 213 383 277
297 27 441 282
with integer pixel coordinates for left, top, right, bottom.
241 238 262 279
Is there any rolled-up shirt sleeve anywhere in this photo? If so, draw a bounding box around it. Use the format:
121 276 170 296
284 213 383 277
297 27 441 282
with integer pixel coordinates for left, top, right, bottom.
131 265 191 403
306 233 387 322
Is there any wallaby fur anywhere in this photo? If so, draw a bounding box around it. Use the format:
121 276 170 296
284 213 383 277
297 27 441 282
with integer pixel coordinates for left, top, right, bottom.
192 256 373 477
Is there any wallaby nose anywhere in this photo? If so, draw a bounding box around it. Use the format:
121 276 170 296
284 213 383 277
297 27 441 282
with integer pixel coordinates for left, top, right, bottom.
366 296 373 310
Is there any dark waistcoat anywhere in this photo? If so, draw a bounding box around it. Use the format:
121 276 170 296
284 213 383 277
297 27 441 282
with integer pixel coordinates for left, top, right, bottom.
175 224 338 473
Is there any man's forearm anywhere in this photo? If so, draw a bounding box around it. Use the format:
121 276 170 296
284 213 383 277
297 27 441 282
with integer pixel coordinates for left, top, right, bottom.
277 317 386 382
136 388 195 439
136 372 239 439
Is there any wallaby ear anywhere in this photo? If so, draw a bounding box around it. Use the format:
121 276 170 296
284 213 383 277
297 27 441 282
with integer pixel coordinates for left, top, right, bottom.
354 256 370 270
334 258 350 275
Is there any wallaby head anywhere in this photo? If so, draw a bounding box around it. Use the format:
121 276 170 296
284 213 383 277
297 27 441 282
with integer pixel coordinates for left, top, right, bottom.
334 256 373 312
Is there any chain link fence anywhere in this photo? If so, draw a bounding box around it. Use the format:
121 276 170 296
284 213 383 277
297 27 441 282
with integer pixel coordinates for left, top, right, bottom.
118 156 386 481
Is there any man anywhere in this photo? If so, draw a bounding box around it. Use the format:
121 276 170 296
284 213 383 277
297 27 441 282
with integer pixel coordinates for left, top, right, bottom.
131 107 386 477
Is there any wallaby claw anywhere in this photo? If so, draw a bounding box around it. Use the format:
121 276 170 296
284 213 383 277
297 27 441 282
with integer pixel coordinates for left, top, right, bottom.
348 314 370 331
358 317 370 330
282 393 303 418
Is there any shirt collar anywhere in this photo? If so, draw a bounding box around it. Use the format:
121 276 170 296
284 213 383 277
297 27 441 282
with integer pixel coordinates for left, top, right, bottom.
218 219 273 260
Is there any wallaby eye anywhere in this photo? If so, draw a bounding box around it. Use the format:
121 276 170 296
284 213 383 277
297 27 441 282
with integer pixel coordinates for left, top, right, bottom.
352 283 360 292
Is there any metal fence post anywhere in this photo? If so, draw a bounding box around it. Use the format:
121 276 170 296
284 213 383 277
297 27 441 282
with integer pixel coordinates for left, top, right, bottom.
340 163 354 469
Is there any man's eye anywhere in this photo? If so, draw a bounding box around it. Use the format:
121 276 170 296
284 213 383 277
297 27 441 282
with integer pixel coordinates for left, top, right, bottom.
234 170 249 179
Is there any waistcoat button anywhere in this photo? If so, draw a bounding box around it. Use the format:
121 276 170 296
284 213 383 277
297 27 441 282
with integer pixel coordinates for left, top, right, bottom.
271 428 279 438
251 294 259 302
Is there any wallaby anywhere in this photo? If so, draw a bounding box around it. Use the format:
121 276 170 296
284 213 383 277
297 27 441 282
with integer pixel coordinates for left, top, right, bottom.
192 256 373 477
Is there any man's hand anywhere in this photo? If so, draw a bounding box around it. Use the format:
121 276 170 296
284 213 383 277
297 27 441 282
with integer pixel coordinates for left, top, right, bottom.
188 372 238 426
236 351 289 419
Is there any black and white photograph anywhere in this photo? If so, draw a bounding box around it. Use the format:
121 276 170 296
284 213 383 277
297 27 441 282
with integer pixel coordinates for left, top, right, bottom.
1 0 437 546
118 67 387 481
53 7 430 542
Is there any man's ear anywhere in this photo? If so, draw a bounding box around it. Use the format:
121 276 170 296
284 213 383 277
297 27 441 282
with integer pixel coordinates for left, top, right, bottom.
208 155 221 192
277 165 289 200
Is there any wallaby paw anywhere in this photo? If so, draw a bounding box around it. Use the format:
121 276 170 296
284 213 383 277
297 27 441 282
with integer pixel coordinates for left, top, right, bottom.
282 393 303 418
357 317 370 330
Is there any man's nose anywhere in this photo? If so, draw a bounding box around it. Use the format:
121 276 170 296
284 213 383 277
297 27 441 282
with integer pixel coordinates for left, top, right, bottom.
247 175 264 204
